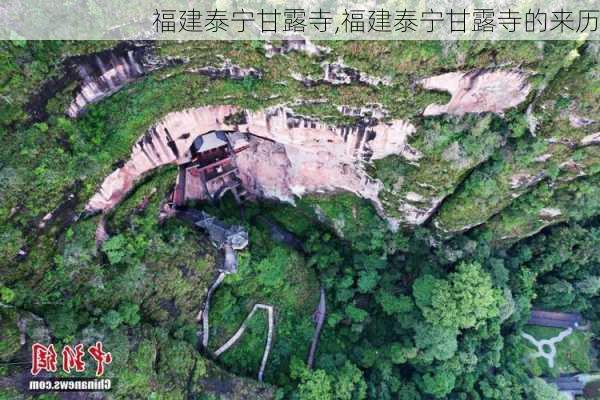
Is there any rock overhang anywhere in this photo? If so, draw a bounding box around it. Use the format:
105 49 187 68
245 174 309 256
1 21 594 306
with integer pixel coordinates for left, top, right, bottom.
77 63 536 230
85 105 419 221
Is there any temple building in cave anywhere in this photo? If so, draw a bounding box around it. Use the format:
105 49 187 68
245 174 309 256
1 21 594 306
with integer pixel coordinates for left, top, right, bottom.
171 130 251 207
85 105 421 218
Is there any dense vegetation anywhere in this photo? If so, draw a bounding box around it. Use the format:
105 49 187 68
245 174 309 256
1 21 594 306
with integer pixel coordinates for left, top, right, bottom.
0 40 598 399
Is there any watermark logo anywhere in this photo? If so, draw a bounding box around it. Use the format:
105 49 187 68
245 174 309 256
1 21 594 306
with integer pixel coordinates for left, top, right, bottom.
29 342 113 392
31 342 112 377
61 344 86 373
30 343 57 375
29 342 112 392
29 378 112 392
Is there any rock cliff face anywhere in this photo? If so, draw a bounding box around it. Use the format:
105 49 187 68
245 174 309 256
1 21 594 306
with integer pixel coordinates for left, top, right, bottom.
66 43 176 117
264 38 330 58
581 132 600 146
419 69 531 116
84 66 540 227
483 174 600 246
85 105 417 216
188 60 262 80
293 59 391 87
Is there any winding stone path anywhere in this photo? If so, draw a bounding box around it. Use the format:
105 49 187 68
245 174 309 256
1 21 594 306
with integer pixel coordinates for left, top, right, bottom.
198 272 227 348
197 273 275 383
521 327 573 368
213 304 275 383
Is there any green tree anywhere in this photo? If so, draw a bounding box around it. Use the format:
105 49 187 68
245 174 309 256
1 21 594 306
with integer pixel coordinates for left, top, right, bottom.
576 276 600 296
397 382 421 400
0 286 15 303
102 234 128 265
389 343 418 364
526 378 569 400
291 358 334 400
419 369 456 398
118 302 141 326
345 304 368 323
334 361 367 400
537 280 575 309
413 323 458 362
101 310 123 330
375 290 414 316
357 270 379 293
413 262 504 330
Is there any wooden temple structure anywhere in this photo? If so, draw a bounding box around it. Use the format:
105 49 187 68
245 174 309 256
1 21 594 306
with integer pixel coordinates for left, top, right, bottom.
171 131 250 207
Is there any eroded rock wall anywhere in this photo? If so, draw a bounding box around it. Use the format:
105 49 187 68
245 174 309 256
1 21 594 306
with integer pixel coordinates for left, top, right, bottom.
264 38 330 58
188 59 262 80
86 105 417 214
420 69 531 116
83 65 538 227
66 44 180 118
293 59 391 87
